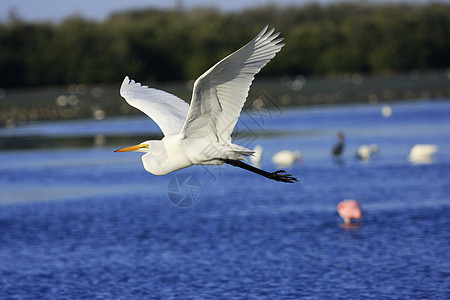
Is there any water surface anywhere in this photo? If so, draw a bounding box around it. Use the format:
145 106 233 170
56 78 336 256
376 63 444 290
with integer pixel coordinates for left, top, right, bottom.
1 100 449 298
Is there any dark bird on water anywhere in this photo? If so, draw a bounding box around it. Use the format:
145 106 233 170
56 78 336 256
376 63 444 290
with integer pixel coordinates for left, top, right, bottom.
332 131 345 157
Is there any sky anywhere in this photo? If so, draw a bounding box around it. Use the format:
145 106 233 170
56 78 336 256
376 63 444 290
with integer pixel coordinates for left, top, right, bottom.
0 0 444 23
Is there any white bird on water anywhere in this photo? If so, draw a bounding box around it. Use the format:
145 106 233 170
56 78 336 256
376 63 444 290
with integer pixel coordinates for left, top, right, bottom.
272 150 302 168
115 26 298 183
250 145 263 168
355 144 378 161
408 144 438 163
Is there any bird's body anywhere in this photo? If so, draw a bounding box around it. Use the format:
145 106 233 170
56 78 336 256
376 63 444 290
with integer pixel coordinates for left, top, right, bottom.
115 26 298 183
138 136 252 175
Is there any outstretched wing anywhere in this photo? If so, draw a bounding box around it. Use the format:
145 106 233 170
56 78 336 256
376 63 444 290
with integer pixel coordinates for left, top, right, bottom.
180 26 284 142
120 76 189 136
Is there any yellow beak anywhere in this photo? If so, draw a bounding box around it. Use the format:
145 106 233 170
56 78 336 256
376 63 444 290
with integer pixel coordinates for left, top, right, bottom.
114 144 148 152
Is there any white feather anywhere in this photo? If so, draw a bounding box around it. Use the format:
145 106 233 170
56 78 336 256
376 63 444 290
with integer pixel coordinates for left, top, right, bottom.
119 76 189 136
181 26 285 142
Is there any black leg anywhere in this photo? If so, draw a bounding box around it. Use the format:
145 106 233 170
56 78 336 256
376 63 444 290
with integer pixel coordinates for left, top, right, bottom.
219 159 299 183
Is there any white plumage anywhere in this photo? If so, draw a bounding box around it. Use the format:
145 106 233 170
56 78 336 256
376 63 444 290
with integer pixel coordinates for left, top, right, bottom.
115 27 297 183
355 144 378 161
272 150 302 167
408 144 438 163
120 78 189 136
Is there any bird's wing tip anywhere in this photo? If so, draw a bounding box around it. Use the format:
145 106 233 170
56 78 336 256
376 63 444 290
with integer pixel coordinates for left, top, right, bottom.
120 76 142 97
121 76 143 87
256 25 281 43
256 25 269 39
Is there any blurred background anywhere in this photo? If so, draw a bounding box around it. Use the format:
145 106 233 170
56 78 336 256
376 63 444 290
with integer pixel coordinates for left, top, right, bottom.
0 0 449 129
0 1 449 299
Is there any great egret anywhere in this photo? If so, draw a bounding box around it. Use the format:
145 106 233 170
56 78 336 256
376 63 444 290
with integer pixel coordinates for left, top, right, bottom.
115 26 298 183
271 150 302 167
355 144 378 161
337 199 362 224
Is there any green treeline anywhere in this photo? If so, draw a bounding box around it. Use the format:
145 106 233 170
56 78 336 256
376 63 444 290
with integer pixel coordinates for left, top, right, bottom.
1 2 449 88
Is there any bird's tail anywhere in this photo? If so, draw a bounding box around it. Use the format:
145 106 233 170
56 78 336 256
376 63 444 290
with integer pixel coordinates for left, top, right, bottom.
225 145 254 161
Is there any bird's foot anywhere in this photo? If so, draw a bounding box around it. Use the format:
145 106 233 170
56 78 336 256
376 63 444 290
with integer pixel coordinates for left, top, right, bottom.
270 170 299 183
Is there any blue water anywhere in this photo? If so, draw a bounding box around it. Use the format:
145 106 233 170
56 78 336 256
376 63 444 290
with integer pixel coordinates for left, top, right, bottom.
1 100 449 299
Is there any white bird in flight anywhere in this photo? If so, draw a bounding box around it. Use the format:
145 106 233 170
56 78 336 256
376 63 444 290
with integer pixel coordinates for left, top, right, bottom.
115 26 298 183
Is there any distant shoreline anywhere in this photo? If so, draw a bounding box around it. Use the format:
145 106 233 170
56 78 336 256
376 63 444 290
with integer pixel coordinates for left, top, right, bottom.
1 71 449 128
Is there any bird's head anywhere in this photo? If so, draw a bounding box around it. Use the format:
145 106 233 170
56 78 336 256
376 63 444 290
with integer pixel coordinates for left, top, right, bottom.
115 142 150 153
